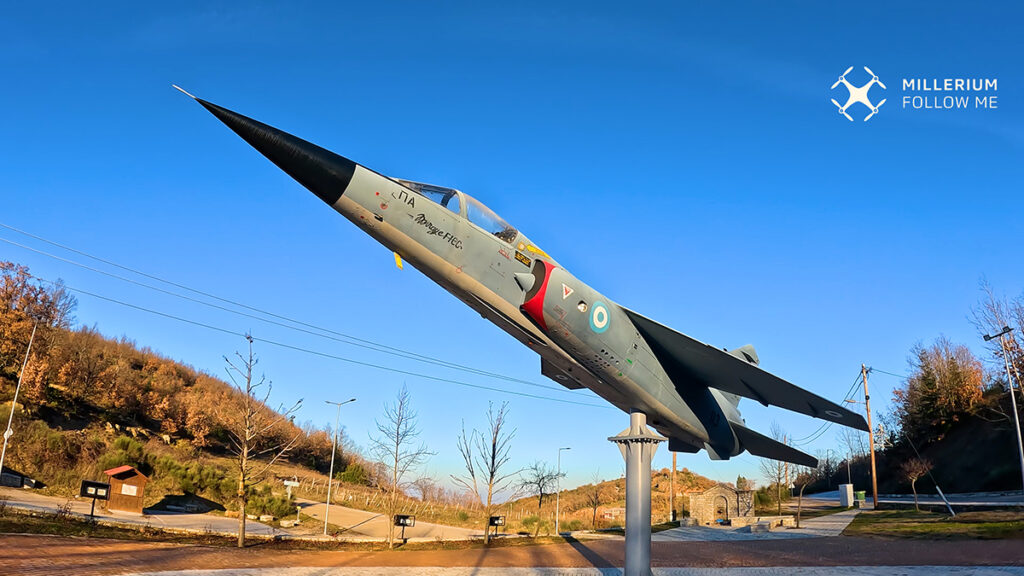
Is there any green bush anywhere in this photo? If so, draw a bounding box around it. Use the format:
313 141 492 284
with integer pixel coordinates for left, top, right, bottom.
247 484 296 518
456 510 470 522
337 462 369 486
150 455 233 503
562 519 583 532
522 515 552 536
96 436 149 474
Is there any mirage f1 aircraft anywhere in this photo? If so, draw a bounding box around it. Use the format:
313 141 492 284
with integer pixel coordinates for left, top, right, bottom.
179 87 868 467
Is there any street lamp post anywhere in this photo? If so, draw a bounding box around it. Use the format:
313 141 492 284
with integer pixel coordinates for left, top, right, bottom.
323 398 356 535
0 321 37 479
984 326 1024 496
555 446 570 535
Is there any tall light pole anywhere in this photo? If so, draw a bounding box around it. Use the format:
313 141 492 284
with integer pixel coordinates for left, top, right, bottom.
555 446 570 535
0 321 37 479
323 398 356 535
984 326 1024 495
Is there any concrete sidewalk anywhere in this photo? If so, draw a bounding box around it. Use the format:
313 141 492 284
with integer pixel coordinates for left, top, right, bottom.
652 509 860 542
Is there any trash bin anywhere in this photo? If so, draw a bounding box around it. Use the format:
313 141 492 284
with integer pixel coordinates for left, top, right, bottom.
853 491 866 508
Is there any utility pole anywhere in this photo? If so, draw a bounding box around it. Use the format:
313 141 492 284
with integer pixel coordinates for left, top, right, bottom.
0 321 37 478
984 326 1024 496
323 398 356 535
863 364 879 509
670 452 676 522
555 446 570 535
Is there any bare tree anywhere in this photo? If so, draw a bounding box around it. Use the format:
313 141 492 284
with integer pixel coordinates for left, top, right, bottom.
814 449 838 490
410 476 439 501
838 426 867 459
791 465 818 528
757 422 787 515
519 460 560 511
901 457 933 512
584 470 603 529
451 401 516 543
972 282 1024 424
369 385 434 548
222 335 302 548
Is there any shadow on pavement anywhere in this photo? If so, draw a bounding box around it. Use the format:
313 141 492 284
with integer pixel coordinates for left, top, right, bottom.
564 535 615 567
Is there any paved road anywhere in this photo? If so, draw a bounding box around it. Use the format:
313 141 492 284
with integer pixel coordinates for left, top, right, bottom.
805 490 1024 507
0 488 478 541
0 486 282 536
653 509 859 542
296 498 478 540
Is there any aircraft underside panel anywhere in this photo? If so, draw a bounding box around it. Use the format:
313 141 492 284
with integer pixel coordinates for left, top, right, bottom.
540 357 586 389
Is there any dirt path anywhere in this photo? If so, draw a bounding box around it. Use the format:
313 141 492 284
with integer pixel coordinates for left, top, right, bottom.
1 533 1022 575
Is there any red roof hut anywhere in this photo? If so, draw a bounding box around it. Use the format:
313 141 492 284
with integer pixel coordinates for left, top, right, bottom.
103 465 149 514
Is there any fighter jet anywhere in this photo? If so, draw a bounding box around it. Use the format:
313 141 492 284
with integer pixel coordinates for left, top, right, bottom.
179 88 868 467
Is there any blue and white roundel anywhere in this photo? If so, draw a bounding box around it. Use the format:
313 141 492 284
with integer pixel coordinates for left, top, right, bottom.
590 301 610 333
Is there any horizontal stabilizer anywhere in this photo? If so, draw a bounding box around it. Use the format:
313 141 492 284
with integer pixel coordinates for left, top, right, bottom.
732 422 817 467
620 307 868 431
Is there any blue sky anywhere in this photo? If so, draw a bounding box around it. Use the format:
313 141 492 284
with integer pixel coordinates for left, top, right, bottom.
2 2 1022 494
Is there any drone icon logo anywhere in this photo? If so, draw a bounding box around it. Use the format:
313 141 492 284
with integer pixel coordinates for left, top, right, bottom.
830 66 887 122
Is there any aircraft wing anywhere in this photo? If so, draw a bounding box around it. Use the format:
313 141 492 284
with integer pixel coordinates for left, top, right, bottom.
732 422 818 467
620 307 869 431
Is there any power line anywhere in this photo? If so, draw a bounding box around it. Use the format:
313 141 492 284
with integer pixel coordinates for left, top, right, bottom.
790 370 865 447
26 273 612 410
0 223 578 395
868 367 907 379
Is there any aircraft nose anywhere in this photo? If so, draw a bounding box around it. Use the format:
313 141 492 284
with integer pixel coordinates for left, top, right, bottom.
188 95 357 207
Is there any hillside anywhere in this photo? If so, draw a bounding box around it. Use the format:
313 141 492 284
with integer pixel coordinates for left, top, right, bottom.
0 261 363 514
504 467 718 532
807 387 1024 496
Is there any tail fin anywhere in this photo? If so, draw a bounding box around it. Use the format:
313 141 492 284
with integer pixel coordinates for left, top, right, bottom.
728 344 759 366
719 346 757 408
732 422 817 467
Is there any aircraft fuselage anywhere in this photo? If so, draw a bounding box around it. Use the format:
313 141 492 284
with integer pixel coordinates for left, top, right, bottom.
331 164 736 455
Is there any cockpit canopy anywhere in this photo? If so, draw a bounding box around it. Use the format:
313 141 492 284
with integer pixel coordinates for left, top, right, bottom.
396 179 519 243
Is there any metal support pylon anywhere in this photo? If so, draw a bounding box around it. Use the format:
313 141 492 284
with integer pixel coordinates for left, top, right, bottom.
609 410 666 576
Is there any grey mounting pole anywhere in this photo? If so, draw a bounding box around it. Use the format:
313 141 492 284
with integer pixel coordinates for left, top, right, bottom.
609 410 666 576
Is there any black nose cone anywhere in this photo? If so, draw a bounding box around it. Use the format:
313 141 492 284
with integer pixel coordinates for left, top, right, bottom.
194 97 356 207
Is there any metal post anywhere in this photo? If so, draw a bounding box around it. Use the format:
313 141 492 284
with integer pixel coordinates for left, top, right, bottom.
0 322 37 478
556 446 570 535
609 411 666 576
986 327 1024 495
324 398 355 535
863 364 879 509
670 452 676 522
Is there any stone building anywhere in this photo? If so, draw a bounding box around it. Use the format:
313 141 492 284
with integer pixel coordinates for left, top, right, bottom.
687 483 753 525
